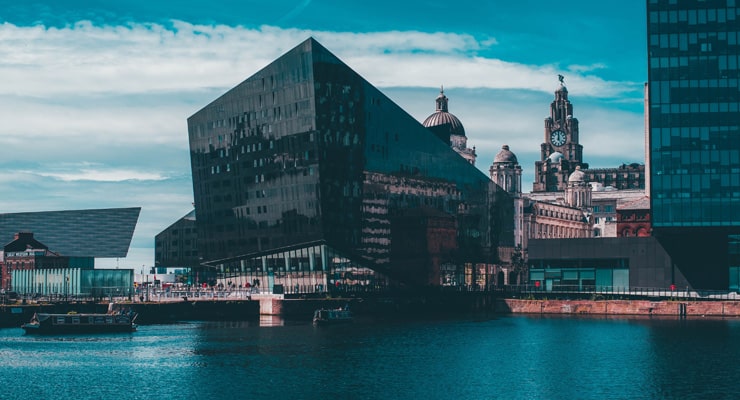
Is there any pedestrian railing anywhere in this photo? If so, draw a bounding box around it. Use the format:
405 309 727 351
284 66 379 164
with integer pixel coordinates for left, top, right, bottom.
7 283 740 303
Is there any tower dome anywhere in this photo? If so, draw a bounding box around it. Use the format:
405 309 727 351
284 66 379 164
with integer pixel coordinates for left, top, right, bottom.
548 151 564 163
568 165 586 182
565 165 591 208
494 145 518 164
422 88 466 137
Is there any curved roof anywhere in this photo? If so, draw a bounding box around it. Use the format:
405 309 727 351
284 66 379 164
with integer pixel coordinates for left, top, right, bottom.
569 166 586 182
494 145 518 164
547 151 564 163
422 88 466 137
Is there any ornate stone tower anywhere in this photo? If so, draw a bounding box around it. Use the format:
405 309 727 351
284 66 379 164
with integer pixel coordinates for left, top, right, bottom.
422 88 477 165
532 75 588 192
565 166 592 209
490 144 523 247
490 145 522 196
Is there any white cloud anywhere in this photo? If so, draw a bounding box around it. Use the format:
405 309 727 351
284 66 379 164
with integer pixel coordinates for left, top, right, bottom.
0 21 638 98
0 20 645 267
0 94 190 145
567 63 607 73
34 168 167 182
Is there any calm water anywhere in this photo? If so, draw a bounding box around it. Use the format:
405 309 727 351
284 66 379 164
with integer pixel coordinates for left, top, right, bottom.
1 315 739 400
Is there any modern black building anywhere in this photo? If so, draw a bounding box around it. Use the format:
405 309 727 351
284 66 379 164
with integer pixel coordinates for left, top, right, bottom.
528 237 683 291
154 210 199 271
647 0 740 289
187 38 513 289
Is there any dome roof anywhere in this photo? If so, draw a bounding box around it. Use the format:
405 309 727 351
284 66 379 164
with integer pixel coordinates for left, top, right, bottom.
494 145 518 164
547 151 564 163
423 112 466 137
568 166 586 182
422 88 466 137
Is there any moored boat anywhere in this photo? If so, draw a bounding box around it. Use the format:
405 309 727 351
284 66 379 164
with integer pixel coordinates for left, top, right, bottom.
312 307 352 325
21 310 138 334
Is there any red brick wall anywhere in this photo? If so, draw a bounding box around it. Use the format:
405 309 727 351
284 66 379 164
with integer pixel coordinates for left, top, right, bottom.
496 299 740 317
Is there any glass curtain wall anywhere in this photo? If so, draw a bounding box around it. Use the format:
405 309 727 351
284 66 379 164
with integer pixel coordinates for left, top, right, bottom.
211 244 387 295
648 0 740 226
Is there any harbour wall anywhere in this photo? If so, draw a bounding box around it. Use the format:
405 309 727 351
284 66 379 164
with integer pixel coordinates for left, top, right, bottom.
495 299 740 317
4 296 740 327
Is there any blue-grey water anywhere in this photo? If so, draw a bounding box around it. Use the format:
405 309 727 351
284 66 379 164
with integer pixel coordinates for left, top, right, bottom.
1 315 739 400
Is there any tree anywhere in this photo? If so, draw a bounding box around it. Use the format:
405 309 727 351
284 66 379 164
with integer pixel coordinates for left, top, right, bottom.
510 245 527 285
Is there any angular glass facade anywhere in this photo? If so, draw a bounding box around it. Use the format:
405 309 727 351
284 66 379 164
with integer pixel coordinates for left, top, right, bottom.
188 38 513 288
647 0 740 289
155 210 199 269
0 208 140 258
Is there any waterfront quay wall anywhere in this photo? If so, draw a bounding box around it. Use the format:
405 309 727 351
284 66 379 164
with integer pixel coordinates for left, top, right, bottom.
495 299 740 317
127 300 260 324
0 300 261 327
5 296 740 327
0 293 491 326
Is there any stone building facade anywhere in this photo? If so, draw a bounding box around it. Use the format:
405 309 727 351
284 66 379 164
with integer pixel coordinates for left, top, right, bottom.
1 232 54 290
616 196 651 238
533 76 645 193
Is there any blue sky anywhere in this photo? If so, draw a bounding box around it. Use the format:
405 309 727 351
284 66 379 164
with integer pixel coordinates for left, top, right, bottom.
0 1 647 270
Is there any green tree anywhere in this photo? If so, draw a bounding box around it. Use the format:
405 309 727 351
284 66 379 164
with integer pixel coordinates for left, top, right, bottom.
510 245 527 285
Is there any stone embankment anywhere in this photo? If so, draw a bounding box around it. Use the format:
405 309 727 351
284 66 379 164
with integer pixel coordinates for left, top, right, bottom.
495 299 740 317
4 296 740 328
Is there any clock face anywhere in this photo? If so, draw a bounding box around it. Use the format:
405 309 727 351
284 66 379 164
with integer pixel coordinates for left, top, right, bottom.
551 130 566 146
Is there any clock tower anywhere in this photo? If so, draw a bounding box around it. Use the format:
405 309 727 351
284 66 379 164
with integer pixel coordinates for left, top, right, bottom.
532 75 588 192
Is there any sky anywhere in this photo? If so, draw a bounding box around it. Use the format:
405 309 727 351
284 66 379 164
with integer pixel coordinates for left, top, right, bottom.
0 0 648 271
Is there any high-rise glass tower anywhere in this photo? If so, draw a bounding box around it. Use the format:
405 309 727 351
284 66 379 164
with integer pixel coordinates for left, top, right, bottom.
647 0 740 289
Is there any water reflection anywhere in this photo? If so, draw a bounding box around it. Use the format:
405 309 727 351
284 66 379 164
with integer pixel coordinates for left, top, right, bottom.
259 315 285 327
641 318 740 399
1 316 740 399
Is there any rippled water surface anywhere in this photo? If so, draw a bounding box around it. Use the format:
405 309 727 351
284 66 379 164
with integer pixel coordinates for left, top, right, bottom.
1 315 739 400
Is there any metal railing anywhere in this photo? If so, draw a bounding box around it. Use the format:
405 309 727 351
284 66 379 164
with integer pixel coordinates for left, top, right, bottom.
6 282 740 303
495 284 740 301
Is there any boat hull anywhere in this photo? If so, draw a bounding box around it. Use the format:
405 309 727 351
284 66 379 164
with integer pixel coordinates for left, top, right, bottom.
21 313 137 335
312 309 353 325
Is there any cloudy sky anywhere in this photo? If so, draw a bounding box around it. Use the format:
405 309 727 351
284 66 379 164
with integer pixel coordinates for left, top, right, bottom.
0 0 647 270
